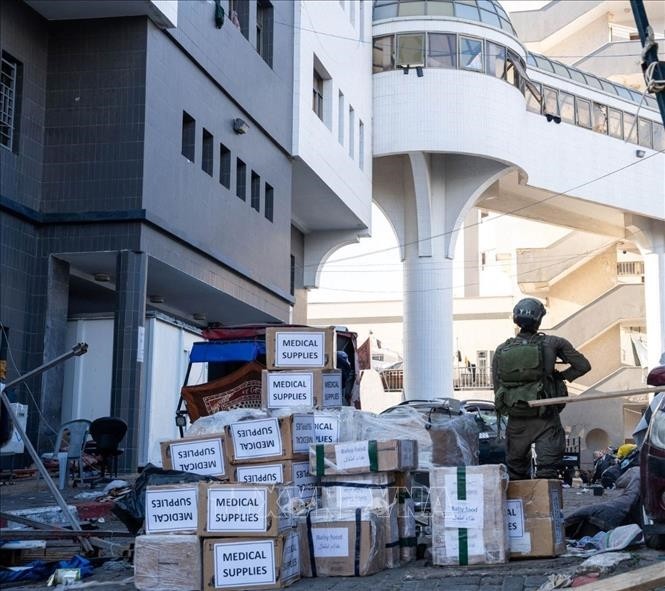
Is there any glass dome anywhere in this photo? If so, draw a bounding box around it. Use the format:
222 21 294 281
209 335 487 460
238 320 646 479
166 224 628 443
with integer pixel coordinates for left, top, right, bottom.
373 0 517 36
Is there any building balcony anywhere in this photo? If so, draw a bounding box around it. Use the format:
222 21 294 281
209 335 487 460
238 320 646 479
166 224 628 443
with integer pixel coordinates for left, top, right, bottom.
380 366 493 392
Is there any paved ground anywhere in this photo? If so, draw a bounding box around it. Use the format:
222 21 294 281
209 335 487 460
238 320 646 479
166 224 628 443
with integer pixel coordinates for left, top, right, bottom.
1 477 664 590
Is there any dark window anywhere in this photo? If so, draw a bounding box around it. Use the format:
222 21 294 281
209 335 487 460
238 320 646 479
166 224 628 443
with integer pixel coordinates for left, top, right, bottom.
638 118 652 149
313 69 324 120
373 35 395 73
427 33 457 69
290 255 295 295
1 52 21 152
397 33 425 68
251 171 260 211
576 98 591 129
229 0 250 39
608 108 623 139
558 91 575 124
460 36 483 72
181 111 195 161
592 103 608 134
257 0 274 67
265 183 274 222
219 143 231 188
236 158 246 200
202 129 213 176
486 42 505 79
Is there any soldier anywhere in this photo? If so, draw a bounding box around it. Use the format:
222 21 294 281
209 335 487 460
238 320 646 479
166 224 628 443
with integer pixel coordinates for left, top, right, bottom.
492 298 591 480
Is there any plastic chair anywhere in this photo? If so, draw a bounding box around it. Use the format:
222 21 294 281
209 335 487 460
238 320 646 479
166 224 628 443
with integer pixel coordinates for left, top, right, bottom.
89 417 127 479
41 419 91 489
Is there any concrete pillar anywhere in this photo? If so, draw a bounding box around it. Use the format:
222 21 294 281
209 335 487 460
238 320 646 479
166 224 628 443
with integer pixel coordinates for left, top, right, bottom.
111 250 147 471
39 256 70 451
643 248 665 369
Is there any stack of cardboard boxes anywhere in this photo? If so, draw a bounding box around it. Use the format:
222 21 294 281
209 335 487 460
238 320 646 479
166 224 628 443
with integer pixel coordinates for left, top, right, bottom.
300 438 419 576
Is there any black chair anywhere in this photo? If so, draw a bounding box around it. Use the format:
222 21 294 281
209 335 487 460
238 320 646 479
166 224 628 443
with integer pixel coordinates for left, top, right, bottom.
89 417 127 480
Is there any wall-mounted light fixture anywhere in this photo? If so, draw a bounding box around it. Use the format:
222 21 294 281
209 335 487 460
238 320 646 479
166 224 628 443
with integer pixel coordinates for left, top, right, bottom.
193 313 207 322
149 295 165 304
416 66 423 78
233 118 250 134
635 149 646 158
545 113 561 124
401 65 410 75
93 273 111 282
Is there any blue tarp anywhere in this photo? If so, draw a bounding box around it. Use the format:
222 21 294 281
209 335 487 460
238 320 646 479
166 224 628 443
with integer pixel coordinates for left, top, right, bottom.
0 555 93 583
189 340 266 363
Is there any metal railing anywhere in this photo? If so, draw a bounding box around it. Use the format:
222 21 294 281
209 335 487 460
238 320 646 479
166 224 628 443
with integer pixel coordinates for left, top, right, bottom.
380 366 494 392
617 261 644 277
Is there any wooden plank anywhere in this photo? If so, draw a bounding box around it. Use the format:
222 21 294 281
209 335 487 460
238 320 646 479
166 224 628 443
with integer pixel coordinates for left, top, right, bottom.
528 386 664 408
0 511 68 531
1 529 133 540
572 562 665 591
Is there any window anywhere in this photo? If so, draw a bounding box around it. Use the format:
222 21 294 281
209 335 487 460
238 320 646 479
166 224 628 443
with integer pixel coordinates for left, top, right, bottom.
251 171 260 211
229 0 249 39
427 33 456 69
313 70 324 120
400 1 426 16
558 91 575 124
608 108 623 139
576 98 591 129
219 143 231 188
373 0 398 19
265 183 274 222
505 51 523 91
526 83 541 114
290 255 295 295
236 158 246 200
638 118 652 149
397 33 425 68
592 103 608 134
181 111 195 161
1 53 20 151
338 91 344 145
373 35 394 73
256 0 273 67
653 123 665 152
348 106 355 159
543 87 558 117
486 42 505 79
359 120 365 170
460 36 483 72
202 129 213 176
623 112 637 144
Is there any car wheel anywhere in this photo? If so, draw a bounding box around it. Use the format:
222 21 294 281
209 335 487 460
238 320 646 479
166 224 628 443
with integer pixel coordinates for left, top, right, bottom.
644 532 665 550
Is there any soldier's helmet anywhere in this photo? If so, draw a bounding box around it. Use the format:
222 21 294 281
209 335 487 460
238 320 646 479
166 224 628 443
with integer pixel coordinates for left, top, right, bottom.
512 298 546 329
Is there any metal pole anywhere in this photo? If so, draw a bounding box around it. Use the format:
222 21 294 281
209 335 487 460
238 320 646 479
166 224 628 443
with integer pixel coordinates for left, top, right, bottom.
0 342 93 553
630 0 665 126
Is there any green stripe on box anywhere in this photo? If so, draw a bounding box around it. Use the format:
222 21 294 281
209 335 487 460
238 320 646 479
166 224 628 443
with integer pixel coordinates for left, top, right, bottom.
316 444 325 476
457 466 468 565
368 440 378 472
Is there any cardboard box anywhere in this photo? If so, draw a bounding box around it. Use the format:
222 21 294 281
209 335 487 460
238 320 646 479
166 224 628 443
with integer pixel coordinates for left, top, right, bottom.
507 479 565 558
161 434 229 478
309 439 418 476
266 326 336 370
261 369 343 409
299 508 386 577
199 483 296 537
383 504 400 569
397 486 417 564
319 472 397 511
202 531 300 591
430 465 509 566
144 484 199 534
134 534 201 591
230 460 316 499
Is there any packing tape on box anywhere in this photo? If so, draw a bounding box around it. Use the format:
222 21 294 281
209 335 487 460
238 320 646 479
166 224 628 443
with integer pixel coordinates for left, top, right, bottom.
318 479 395 490
305 508 364 577
314 441 379 476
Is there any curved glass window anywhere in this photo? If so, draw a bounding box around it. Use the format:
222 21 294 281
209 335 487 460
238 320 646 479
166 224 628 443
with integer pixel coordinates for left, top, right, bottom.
576 98 591 128
543 87 558 117
569 69 588 85
373 35 395 73
526 82 541 113
372 0 517 35
428 33 457 68
558 91 575 124
585 75 603 90
460 36 483 71
397 33 425 68
608 108 623 139
623 112 637 144
592 103 608 134
486 42 505 79
638 118 652 148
